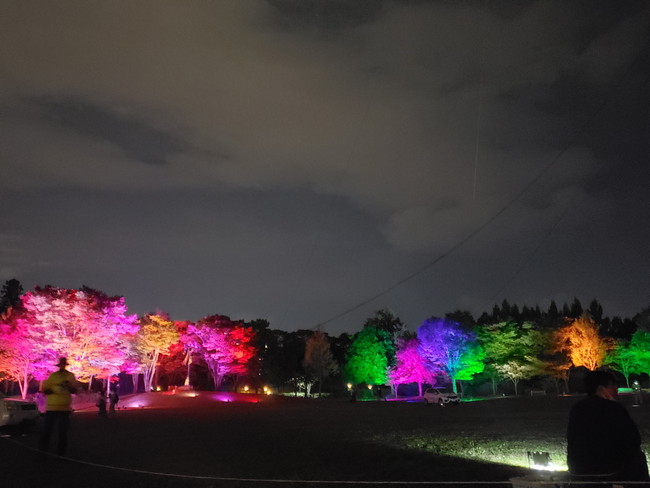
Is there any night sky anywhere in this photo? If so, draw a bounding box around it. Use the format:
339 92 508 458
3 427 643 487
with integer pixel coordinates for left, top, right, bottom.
1 1 649 335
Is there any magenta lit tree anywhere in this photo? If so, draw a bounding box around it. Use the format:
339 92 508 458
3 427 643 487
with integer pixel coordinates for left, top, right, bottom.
417 318 485 394
0 286 138 397
181 315 256 390
389 337 435 397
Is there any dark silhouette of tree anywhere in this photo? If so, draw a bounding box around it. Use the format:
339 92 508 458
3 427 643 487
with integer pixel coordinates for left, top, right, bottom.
0 278 23 316
570 297 583 318
548 301 560 319
445 310 475 328
588 299 603 322
363 309 404 338
632 304 650 332
303 330 337 397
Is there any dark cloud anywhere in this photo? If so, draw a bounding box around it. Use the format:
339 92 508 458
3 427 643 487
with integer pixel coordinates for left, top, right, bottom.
35 97 189 166
266 0 383 31
0 1 649 333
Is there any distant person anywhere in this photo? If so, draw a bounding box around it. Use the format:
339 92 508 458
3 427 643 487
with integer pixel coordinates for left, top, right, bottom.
567 370 649 482
96 390 107 417
109 389 119 414
39 357 79 457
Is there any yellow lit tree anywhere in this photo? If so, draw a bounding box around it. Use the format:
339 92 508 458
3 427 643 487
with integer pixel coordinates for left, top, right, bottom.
553 314 612 371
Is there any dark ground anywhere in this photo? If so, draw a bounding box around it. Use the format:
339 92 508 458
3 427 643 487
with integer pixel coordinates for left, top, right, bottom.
1 393 647 488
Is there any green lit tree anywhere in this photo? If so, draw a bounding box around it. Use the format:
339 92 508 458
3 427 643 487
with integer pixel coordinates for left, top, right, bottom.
606 330 650 385
344 326 392 386
606 341 638 387
476 321 546 395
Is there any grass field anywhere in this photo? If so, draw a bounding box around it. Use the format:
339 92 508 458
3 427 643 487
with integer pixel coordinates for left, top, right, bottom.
1 392 648 488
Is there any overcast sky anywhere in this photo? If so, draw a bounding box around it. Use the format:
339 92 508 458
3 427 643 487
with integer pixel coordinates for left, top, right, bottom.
1 1 649 335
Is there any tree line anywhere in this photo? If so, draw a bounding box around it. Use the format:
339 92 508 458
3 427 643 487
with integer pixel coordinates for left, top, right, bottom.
0 279 648 399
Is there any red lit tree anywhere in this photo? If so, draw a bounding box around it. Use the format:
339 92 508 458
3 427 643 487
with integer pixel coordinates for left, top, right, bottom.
181 315 256 390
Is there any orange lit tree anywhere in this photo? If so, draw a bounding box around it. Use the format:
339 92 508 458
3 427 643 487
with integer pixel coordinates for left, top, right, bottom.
553 313 612 371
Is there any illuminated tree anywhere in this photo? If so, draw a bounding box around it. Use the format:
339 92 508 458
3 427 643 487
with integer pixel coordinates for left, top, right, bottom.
133 313 180 391
606 341 638 387
0 286 138 398
303 330 337 397
606 330 650 386
477 321 546 395
495 357 545 396
553 313 612 371
344 326 392 386
629 330 650 374
182 315 256 389
417 318 485 394
388 337 435 396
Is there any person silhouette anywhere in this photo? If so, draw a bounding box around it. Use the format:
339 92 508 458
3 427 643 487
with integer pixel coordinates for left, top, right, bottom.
567 370 649 482
39 357 79 456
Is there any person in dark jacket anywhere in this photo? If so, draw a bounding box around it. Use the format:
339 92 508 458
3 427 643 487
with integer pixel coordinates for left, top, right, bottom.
567 370 649 481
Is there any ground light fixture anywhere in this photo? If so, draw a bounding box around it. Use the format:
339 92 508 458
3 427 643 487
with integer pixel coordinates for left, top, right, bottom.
527 451 561 471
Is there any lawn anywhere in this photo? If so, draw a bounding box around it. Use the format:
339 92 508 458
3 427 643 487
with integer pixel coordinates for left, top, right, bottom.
1 392 647 488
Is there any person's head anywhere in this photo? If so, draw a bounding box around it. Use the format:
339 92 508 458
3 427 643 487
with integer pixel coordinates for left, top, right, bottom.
584 370 617 399
56 357 69 370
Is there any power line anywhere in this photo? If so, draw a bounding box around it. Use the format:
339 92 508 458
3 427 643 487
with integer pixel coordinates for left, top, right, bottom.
317 34 650 330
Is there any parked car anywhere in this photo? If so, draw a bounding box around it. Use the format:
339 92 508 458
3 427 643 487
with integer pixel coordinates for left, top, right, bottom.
423 387 460 405
0 395 40 434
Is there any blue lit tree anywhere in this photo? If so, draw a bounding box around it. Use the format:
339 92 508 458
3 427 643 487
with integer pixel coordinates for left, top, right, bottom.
417 318 485 394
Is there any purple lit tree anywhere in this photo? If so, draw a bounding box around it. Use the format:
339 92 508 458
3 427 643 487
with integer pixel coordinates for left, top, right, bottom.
417 318 485 394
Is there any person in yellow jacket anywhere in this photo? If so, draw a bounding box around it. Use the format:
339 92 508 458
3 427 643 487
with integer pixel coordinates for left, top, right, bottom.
39 357 79 456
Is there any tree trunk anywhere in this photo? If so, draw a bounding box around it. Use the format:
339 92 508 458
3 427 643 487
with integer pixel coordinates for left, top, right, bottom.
451 376 457 394
491 377 497 396
512 378 519 396
132 373 139 393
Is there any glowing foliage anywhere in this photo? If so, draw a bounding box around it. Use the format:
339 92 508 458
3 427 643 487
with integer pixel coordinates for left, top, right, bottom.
417 318 485 393
0 286 138 397
606 330 650 385
134 313 180 391
477 322 546 395
182 315 256 389
344 326 392 385
554 314 612 371
389 337 434 396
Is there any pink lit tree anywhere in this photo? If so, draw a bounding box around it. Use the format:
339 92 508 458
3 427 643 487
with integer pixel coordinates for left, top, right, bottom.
0 286 138 398
389 337 436 397
181 315 256 390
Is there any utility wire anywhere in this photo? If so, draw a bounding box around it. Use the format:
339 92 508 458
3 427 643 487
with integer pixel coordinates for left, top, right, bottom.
316 36 650 330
